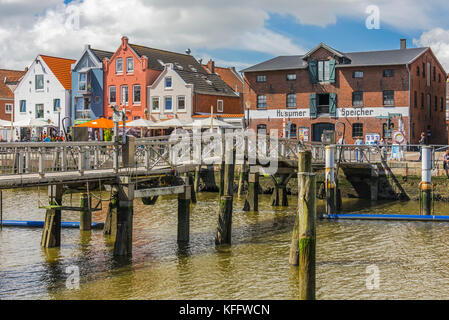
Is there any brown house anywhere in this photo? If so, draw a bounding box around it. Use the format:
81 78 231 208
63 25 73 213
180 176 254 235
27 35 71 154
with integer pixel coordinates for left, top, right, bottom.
0 69 26 123
242 40 447 144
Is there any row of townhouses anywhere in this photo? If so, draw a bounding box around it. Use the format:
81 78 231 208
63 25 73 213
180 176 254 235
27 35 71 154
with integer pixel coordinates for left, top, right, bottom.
1 37 448 144
2 36 244 140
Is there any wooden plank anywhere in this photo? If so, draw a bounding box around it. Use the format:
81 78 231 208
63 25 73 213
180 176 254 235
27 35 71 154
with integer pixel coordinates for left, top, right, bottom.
134 185 185 198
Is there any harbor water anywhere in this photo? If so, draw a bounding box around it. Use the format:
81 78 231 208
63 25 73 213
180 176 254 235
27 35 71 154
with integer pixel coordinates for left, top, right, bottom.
1 188 449 299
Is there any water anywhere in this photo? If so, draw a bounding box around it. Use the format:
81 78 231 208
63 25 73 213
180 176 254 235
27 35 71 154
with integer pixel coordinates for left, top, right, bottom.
1 188 449 300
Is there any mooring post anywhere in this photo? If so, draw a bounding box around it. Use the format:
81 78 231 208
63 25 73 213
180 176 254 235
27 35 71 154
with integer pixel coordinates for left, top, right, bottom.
237 162 246 198
178 176 191 243
271 174 290 207
187 172 197 204
289 150 312 266
113 184 134 256
325 145 336 215
215 137 235 245
104 191 118 236
41 184 63 248
0 190 2 230
370 167 379 202
79 193 92 231
420 146 432 215
298 160 317 300
243 169 259 212
193 165 200 193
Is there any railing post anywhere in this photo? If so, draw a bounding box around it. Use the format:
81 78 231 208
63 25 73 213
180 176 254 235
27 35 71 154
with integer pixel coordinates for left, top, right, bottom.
144 147 150 171
38 148 44 178
25 148 30 174
18 151 24 174
113 143 119 173
61 147 67 171
78 147 85 175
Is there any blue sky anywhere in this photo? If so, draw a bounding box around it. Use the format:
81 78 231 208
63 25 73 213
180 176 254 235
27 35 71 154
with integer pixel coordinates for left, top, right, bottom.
1 1 449 71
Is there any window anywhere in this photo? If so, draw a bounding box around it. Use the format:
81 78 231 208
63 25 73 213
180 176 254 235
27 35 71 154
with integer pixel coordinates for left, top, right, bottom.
256 75 266 82
433 66 436 81
289 123 297 138
151 97 160 112
286 74 296 81
257 124 267 134
422 63 425 78
133 116 141 120
383 69 394 77
5 103 12 114
257 95 267 108
353 71 364 78
165 77 172 88
414 91 417 108
53 99 60 112
421 93 424 109
286 93 296 108
217 100 223 112
35 104 44 119
317 94 330 114
177 96 186 111
441 97 444 112
165 96 173 112
126 58 134 73
133 85 141 104
109 86 116 103
116 58 123 73
352 91 363 106
20 100 26 113
121 86 128 105
439 73 441 83
434 96 438 112
318 60 330 82
352 123 363 138
79 73 87 91
35 75 44 90
383 90 394 106
416 66 420 76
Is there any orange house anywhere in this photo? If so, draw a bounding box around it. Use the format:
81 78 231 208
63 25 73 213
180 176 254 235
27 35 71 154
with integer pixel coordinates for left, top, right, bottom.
103 36 160 120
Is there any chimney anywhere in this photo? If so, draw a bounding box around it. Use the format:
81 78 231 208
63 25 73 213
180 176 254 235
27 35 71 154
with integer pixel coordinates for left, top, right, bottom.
84 44 91 50
24 67 28 72
400 38 407 50
121 36 129 48
207 59 215 74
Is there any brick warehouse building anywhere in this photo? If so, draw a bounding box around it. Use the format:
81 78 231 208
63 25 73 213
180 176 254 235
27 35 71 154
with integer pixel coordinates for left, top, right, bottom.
242 40 447 145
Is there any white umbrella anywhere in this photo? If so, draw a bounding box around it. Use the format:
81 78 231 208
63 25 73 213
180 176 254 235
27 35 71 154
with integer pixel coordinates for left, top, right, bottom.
192 117 237 128
151 118 191 128
123 118 154 127
13 118 56 127
0 119 11 127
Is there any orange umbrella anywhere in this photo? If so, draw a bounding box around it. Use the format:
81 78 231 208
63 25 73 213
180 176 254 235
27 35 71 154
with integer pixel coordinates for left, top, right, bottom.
76 118 114 129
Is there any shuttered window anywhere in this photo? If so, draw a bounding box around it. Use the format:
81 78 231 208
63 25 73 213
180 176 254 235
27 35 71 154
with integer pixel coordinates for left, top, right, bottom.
309 94 317 118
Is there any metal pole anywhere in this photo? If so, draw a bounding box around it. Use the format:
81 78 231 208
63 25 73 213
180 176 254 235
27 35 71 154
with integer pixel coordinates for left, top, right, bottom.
325 145 336 214
420 146 432 215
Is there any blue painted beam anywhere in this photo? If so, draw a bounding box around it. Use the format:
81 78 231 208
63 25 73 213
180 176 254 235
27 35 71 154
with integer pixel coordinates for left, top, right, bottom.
321 214 449 222
0 220 104 229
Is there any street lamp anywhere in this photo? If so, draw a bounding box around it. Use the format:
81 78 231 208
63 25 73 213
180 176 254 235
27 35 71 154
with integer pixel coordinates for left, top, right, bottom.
245 101 251 129
56 107 61 135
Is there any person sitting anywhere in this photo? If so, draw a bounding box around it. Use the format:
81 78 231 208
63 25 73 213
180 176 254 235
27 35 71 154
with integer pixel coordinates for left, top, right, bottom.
444 149 449 178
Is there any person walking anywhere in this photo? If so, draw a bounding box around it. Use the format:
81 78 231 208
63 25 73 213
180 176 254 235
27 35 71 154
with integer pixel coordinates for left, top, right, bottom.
443 149 449 178
355 137 364 163
418 132 427 161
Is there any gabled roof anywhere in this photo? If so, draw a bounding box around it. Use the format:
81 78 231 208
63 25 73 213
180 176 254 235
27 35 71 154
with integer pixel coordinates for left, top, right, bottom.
0 69 26 98
302 42 347 60
91 49 114 63
203 65 243 93
241 45 430 73
40 55 76 90
176 69 238 97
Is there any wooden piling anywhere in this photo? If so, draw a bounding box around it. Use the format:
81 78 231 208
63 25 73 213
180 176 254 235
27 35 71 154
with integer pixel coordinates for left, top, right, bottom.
0 190 2 229
298 170 316 300
243 171 259 212
193 165 200 193
41 185 63 248
289 151 312 266
187 173 197 204
113 184 134 256
178 178 191 243
79 193 92 231
103 191 118 236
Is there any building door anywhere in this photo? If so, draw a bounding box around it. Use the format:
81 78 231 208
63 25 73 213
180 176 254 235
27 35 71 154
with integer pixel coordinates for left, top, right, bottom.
312 122 335 142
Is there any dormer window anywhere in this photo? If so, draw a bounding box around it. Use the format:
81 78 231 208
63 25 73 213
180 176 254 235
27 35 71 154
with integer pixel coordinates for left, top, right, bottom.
126 58 134 73
79 72 87 91
318 60 330 82
116 58 123 74
35 75 44 90
165 77 172 89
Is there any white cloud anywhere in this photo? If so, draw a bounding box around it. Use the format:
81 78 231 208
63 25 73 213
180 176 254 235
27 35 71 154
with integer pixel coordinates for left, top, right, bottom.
414 28 449 72
0 0 448 70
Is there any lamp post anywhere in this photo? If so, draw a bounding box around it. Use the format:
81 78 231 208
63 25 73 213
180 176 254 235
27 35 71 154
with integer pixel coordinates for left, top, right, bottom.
245 102 251 129
57 107 61 135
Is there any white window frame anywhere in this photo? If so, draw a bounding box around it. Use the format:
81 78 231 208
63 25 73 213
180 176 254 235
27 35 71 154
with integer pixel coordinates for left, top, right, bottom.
116 58 123 74
109 86 116 104
164 96 173 112
217 100 223 113
133 85 141 105
126 58 134 74
35 74 44 91
286 74 296 81
177 96 186 112
165 76 172 89
35 104 44 119
53 98 61 112
121 85 128 106
151 97 160 112
5 103 12 114
79 72 87 91
256 75 266 82
19 100 26 113
353 71 364 78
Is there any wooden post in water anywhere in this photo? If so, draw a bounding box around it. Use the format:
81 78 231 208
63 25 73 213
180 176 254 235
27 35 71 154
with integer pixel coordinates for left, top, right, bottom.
298 161 316 300
104 191 118 236
41 184 63 248
187 172 197 204
243 170 259 212
178 176 191 243
215 138 235 245
420 146 432 215
289 151 312 266
193 165 201 193
0 190 2 230
113 184 134 256
325 145 336 215
79 193 92 231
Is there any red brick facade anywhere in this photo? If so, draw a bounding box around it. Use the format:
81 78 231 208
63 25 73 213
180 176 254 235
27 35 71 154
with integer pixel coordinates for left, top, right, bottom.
195 93 241 115
0 69 26 122
244 44 447 145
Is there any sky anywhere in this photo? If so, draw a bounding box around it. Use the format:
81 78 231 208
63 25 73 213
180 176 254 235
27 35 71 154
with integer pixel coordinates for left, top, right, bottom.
1 0 449 73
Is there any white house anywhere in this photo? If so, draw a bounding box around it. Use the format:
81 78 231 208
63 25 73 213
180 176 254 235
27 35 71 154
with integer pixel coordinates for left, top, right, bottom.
14 54 76 139
147 63 194 122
